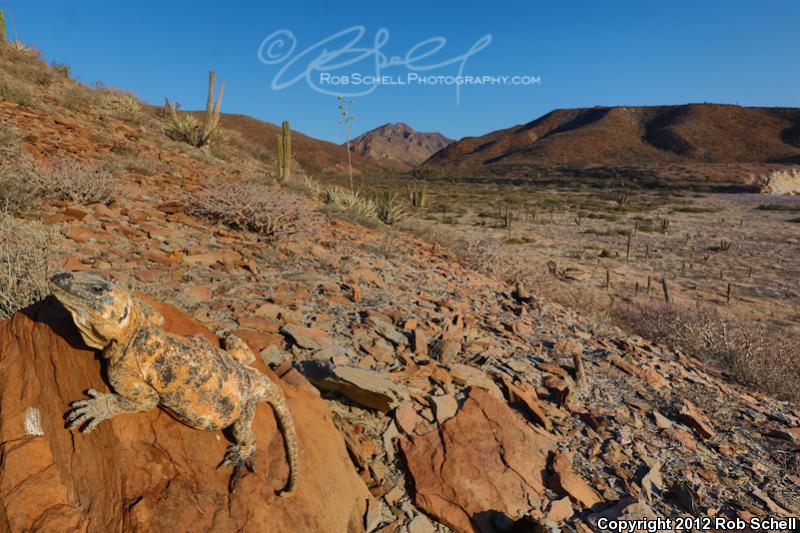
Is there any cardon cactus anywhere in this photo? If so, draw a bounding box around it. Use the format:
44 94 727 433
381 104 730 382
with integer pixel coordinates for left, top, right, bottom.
276 120 292 180
163 71 224 148
0 10 7 45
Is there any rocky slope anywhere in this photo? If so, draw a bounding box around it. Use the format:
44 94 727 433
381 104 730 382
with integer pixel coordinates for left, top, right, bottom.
418 104 800 187
1 45 799 532
349 123 452 168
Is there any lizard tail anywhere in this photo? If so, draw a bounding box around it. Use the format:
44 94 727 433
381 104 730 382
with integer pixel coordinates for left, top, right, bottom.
263 381 300 497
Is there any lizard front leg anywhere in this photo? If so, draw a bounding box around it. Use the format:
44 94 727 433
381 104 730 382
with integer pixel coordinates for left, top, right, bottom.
224 334 256 366
66 368 159 433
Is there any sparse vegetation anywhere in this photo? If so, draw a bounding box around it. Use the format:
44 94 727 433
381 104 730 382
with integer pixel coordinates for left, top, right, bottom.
185 182 319 239
0 120 21 161
757 204 800 212
163 71 224 148
615 302 800 402
337 96 356 191
28 160 117 204
376 190 408 225
323 186 378 220
59 86 95 112
276 120 292 181
1 160 116 212
0 212 60 319
406 183 428 208
0 76 37 107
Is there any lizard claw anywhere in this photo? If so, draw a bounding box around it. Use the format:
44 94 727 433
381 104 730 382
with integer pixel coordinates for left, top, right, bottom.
220 444 256 493
65 389 112 433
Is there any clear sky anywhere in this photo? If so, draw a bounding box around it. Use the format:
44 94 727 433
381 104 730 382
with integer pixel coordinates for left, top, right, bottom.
3 1 798 143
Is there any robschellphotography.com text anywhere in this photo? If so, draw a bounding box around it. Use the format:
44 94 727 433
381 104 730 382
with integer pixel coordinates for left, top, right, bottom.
596 516 797 532
319 72 542 87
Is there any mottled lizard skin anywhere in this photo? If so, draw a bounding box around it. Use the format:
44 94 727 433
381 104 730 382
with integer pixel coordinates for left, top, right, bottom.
50 272 299 496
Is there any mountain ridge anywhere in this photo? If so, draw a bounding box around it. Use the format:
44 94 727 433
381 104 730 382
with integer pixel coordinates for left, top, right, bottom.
418 103 800 185
348 122 453 167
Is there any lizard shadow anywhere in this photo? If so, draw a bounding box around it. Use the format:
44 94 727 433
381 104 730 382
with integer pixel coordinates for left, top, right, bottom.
21 295 112 379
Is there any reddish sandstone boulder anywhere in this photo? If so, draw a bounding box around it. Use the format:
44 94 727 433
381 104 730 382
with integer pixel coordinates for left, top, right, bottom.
0 297 370 532
400 388 558 533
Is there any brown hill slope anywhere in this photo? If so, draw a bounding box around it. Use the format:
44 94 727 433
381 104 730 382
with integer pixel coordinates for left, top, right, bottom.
217 113 407 176
419 104 800 186
348 122 452 167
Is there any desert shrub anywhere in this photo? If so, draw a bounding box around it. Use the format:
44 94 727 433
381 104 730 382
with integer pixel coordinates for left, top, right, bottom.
0 44 54 87
1 160 116 213
28 160 117 204
0 212 60 319
614 302 800 401
0 76 37 107
185 182 320 239
0 166 39 214
59 86 95 112
0 120 21 162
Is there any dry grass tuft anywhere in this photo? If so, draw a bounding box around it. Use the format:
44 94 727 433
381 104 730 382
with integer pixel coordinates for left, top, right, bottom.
614 302 800 401
185 182 321 239
0 212 60 319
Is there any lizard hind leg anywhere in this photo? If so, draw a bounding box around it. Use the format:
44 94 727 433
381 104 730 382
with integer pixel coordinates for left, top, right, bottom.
221 401 258 494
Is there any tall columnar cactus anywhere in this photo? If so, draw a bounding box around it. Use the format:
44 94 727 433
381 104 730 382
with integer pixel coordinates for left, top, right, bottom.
163 71 224 148
276 120 292 181
0 10 7 45
201 70 225 145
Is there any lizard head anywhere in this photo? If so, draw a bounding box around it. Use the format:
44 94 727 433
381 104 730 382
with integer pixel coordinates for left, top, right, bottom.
50 272 135 350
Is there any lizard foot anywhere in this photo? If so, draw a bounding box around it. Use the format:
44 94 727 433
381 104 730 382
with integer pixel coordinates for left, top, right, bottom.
65 389 113 433
219 444 256 494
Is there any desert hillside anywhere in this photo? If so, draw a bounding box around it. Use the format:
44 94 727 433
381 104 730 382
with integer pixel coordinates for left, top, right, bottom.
216 112 407 176
349 122 453 167
419 104 800 187
1 42 799 532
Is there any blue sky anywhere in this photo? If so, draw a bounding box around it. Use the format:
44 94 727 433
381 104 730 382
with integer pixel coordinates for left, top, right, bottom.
3 1 798 143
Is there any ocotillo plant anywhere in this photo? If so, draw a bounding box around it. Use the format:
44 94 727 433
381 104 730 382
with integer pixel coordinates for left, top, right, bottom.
337 96 356 192
276 120 292 181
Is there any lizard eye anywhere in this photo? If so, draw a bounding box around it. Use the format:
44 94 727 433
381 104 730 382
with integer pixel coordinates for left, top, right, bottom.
91 285 105 294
